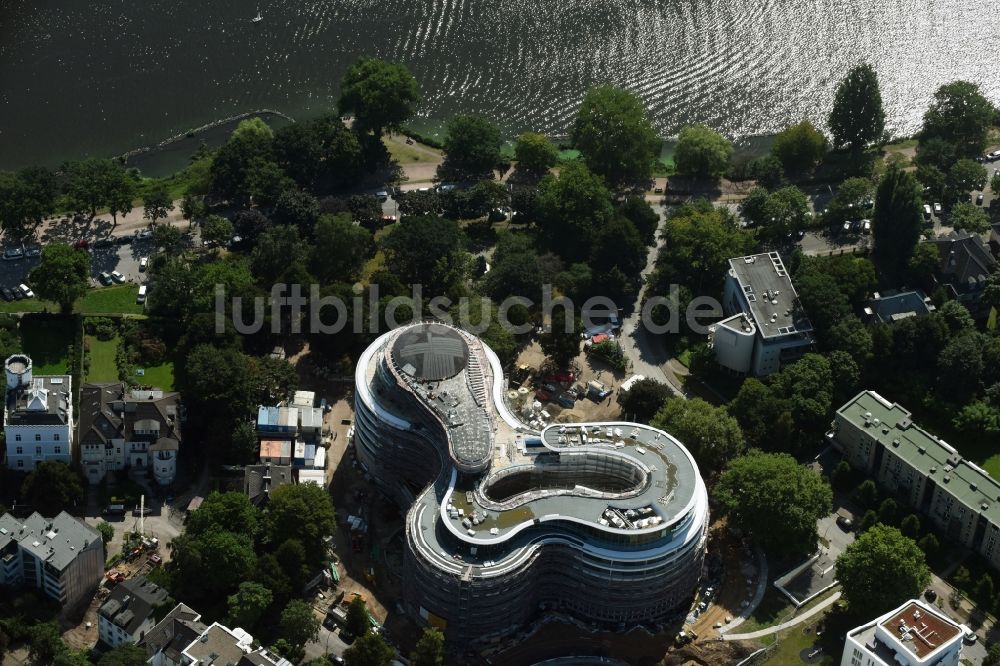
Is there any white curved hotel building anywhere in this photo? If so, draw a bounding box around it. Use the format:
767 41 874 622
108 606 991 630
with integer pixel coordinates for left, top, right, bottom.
353 322 709 645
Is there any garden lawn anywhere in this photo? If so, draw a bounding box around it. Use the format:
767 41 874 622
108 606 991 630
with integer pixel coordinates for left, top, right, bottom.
19 316 75 374
85 335 120 382
983 455 1000 481
133 358 175 391
77 285 144 314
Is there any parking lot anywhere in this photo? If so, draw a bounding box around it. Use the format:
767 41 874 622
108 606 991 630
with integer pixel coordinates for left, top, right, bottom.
0 231 173 300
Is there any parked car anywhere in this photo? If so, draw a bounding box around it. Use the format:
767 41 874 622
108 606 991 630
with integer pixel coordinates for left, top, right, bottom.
836 516 854 531
18 283 33 299
73 239 89 249
136 228 153 240
110 270 125 283
923 204 932 218
93 238 114 248
24 245 40 257
933 202 942 214
375 190 389 202
139 256 148 271
860 219 871 234
103 504 126 518
132 506 152 516
985 150 1000 161
12 287 25 300
0 288 13 302
136 285 147 304
2 247 24 261
98 271 113 285
977 193 984 205
842 220 852 233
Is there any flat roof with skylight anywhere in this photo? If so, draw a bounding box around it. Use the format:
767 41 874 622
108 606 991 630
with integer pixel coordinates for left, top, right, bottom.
728 253 813 339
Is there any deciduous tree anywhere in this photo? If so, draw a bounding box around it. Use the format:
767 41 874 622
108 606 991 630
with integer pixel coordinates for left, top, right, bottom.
922 80 996 158
674 124 732 179
571 85 661 189
716 450 832 556
836 524 930 616
21 461 84 516
410 627 445 666
227 581 273 630
650 398 743 473
772 120 827 172
828 64 885 149
143 183 174 224
338 57 420 137
28 243 90 312
439 114 503 181
872 164 923 278
279 599 320 646
514 132 558 178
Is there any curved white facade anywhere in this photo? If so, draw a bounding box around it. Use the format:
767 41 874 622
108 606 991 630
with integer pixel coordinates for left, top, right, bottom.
353 322 709 645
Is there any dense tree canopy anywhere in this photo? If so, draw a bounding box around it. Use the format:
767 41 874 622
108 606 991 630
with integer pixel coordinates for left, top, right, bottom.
949 201 991 234
739 185 811 243
650 398 744 474
21 461 84 515
382 215 467 296
279 599 320 646
264 482 337 564
410 628 446 666
514 132 558 177
439 114 503 181
619 378 673 422
227 581 273 630
536 161 615 261
310 213 373 284
649 199 753 296
571 85 661 189
836 524 930 616
28 243 90 313
338 57 420 137
186 491 258 538
62 158 133 218
828 64 886 149
0 167 58 236
716 450 833 556
344 631 395 666
872 164 923 278
771 120 827 171
921 80 996 157
674 124 733 178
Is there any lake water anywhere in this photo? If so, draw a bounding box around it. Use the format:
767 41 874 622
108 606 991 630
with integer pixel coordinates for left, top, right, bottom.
1 0 998 172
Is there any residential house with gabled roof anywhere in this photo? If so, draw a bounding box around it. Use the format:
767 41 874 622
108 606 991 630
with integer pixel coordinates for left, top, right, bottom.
926 231 997 314
77 383 183 486
98 575 169 648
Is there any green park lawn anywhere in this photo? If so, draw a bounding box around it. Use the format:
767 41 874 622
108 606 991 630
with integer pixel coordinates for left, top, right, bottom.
77 285 144 315
18 316 75 374
0 285 143 315
85 335 120 382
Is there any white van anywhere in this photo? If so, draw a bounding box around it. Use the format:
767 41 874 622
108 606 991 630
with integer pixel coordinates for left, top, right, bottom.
136 285 147 304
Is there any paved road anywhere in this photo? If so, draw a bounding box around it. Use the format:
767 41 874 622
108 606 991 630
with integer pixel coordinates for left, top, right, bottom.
618 205 685 397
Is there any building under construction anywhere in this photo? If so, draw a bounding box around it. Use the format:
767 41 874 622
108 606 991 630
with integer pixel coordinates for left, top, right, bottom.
353 322 710 647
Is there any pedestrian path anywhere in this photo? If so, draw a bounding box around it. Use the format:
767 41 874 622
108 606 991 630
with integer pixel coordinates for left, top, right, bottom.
723 591 842 641
719 546 768 634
